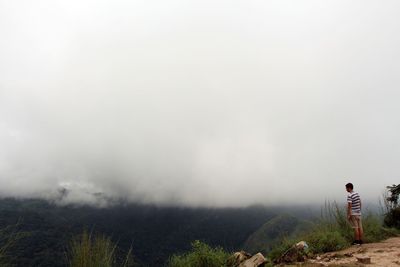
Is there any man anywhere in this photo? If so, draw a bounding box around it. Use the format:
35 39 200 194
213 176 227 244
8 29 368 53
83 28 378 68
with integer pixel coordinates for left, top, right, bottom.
345 183 363 245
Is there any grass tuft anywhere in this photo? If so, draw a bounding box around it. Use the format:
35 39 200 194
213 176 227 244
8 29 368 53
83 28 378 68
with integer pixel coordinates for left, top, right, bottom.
67 230 133 267
0 223 25 267
168 240 229 267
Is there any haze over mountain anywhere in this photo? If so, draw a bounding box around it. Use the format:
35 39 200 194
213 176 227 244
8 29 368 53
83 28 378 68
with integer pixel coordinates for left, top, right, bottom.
1 0 399 207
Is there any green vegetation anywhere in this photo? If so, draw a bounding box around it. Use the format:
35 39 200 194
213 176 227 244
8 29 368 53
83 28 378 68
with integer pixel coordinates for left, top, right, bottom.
269 201 399 262
243 214 311 255
167 240 230 267
67 230 133 267
384 184 400 229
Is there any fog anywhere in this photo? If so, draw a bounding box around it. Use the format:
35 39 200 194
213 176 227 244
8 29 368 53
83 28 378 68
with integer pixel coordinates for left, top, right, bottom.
0 0 399 207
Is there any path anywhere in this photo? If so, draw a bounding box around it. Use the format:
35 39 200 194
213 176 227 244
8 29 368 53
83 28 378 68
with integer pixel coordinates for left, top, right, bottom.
303 237 400 266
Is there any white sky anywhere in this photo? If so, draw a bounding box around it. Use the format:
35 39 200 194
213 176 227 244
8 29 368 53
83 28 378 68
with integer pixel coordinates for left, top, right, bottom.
0 0 399 206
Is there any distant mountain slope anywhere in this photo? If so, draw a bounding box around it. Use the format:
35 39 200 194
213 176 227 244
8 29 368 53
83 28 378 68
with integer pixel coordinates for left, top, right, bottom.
243 213 312 254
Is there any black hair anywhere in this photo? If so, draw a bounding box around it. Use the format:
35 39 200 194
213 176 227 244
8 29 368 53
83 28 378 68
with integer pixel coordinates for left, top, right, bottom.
345 183 353 189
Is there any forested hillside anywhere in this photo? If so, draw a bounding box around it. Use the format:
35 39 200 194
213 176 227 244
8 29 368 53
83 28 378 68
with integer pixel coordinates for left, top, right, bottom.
0 198 316 266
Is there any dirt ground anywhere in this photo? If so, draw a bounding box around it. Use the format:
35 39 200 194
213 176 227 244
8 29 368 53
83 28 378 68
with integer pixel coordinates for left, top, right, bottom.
287 237 400 267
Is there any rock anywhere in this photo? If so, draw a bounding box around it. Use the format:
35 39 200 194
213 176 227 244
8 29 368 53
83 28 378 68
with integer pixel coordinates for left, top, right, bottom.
227 251 252 267
356 256 371 264
295 241 309 250
234 251 252 263
238 253 266 267
357 248 367 253
277 241 309 263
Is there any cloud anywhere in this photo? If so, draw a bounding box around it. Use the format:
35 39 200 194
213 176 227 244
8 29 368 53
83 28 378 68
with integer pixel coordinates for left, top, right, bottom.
0 0 399 206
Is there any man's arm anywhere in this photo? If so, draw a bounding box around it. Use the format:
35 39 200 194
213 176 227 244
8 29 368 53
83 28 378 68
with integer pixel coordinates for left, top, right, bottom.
347 202 352 219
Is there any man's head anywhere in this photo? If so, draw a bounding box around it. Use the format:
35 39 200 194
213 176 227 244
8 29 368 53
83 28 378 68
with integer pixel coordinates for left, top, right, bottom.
345 182 354 192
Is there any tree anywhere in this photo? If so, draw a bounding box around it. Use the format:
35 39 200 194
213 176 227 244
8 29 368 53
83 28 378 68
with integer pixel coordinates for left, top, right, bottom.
386 184 400 209
384 184 400 228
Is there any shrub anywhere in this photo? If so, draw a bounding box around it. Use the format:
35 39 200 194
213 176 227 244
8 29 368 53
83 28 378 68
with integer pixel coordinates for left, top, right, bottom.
168 240 229 267
305 202 352 253
305 229 348 253
384 207 400 229
363 212 395 242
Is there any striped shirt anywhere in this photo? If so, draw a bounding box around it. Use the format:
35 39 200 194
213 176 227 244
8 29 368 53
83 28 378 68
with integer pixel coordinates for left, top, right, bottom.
347 191 361 215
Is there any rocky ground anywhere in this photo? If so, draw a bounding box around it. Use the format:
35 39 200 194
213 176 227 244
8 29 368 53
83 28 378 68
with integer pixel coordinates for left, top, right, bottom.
291 237 400 267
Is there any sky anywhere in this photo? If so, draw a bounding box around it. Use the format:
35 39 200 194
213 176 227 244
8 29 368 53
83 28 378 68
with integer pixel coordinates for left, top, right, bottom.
0 0 399 207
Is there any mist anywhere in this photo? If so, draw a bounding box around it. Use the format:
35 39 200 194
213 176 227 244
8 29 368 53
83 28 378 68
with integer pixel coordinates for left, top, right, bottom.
1 0 399 207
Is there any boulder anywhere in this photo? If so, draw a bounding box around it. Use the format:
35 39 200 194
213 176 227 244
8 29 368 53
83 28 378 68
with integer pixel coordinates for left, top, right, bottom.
227 251 266 267
238 253 266 267
227 251 251 267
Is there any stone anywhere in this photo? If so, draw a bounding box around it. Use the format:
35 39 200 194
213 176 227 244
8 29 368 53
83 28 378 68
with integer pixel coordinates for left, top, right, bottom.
227 251 252 267
295 241 309 250
356 256 371 264
234 251 251 263
239 253 267 267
